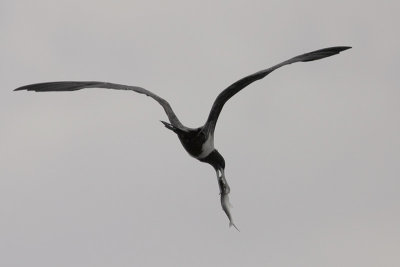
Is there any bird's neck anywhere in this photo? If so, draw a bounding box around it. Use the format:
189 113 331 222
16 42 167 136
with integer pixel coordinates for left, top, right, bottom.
199 149 225 170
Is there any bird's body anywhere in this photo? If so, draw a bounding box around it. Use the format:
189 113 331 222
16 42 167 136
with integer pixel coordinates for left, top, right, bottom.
15 46 351 230
179 129 215 160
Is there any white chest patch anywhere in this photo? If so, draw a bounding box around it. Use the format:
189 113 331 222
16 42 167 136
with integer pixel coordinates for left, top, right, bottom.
197 134 214 159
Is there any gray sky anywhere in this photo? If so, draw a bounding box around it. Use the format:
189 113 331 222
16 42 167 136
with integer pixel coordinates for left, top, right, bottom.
1 0 399 266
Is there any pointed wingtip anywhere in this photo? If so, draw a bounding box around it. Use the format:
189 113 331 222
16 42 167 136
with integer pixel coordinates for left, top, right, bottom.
14 85 34 91
229 221 240 232
320 46 352 58
338 46 352 52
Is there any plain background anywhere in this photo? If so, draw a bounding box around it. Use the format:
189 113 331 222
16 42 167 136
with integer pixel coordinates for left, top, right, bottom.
1 0 399 266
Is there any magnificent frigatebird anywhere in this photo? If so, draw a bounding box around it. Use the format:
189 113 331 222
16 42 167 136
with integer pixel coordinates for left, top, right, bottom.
15 46 351 230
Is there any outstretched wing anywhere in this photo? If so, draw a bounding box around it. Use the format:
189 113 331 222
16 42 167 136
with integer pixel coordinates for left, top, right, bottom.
15 81 187 130
204 46 351 134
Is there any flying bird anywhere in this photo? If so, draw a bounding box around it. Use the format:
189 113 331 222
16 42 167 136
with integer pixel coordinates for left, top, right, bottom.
15 46 351 230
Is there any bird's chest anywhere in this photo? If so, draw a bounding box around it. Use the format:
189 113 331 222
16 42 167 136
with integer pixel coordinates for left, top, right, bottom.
179 132 214 159
197 135 214 159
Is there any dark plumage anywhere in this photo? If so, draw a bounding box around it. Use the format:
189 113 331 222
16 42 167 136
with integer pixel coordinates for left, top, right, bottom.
15 46 351 230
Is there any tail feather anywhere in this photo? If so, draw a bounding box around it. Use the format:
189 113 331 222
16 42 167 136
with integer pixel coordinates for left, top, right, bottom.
160 120 184 135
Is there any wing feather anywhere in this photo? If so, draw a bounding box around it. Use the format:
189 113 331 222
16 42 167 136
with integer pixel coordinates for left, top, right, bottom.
15 81 187 130
204 46 351 134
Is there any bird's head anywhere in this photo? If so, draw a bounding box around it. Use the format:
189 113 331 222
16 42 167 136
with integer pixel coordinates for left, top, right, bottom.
200 149 225 172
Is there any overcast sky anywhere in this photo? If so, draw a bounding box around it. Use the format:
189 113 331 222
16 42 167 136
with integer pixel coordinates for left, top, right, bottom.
1 0 399 266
